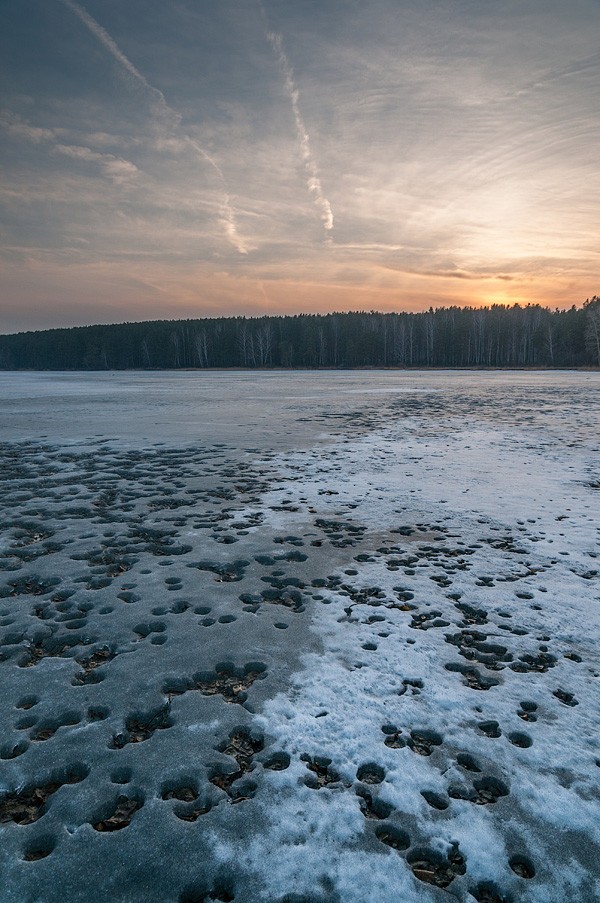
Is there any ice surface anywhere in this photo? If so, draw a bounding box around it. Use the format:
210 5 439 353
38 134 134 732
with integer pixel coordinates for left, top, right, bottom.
0 370 598 902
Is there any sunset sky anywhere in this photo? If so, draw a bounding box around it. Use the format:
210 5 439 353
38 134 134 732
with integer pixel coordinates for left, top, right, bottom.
1 0 599 333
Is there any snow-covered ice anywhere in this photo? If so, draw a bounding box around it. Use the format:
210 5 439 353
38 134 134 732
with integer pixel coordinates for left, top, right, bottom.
0 370 598 903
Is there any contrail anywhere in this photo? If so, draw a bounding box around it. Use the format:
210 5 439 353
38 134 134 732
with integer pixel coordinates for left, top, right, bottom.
62 0 152 89
60 0 248 253
265 28 334 236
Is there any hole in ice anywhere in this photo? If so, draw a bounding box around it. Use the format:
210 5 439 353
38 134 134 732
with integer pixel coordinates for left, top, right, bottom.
19 632 87 668
110 705 173 748
92 793 144 832
22 833 56 861
407 844 466 888
553 688 578 706
161 780 199 802
16 714 37 729
164 662 267 706
517 700 538 722
0 739 29 759
470 881 513 902
356 787 393 819
356 763 385 784
72 646 116 685
398 678 424 697
408 729 443 756
509 855 535 879
117 591 139 604
171 600 190 613
173 799 212 822
187 559 249 582
510 652 556 673
1 575 61 598
301 755 342 789
382 724 406 749
455 602 488 626
87 706 110 721
564 651 582 663
381 724 398 735
218 726 264 765
448 783 477 802
421 790 449 810
0 763 89 825
445 662 500 690
263 752 291 771
208 727 263 801
478 720 502 738
508 732 532 748
457 752 481 772
471 776 510 804
375 823 410 850
30 710 81 742
260 587 305 613
133 620 166 638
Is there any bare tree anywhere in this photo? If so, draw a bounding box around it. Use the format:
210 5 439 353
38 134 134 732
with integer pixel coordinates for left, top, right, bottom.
255 322 273 366
170 330 181 367
194 331 209 368
238 322 250 367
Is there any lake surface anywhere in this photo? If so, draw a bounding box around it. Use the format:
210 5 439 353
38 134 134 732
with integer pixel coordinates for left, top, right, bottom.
1 368 598 445
0 370 598 902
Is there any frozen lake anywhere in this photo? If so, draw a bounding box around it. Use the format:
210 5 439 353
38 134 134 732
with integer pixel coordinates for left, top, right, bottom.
0 370 598 902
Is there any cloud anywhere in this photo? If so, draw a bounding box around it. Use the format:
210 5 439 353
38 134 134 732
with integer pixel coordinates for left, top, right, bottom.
1 112 139 185
264 28 334 237
381 265 515 282
60 0 248 253
0 111 58 144
53 143 139 183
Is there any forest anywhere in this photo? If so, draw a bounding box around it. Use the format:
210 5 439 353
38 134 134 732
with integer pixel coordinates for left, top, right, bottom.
1 299 599 370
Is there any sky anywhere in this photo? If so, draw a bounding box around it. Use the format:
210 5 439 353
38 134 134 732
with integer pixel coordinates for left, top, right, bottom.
1 0 599 333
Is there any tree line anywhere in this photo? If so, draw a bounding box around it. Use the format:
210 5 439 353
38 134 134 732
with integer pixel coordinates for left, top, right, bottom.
1 300 599 370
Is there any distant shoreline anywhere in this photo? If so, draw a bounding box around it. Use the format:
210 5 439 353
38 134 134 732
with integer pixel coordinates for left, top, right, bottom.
1 366 598 373
2 305 598 369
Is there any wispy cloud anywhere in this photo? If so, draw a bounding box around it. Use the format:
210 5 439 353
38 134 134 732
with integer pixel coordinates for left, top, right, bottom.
1 112 138 184
264 27 334 237
0 113 57 144
53 143 139 183
60 0 248 253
